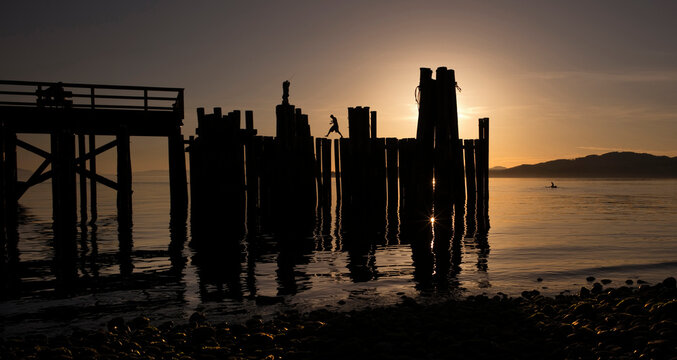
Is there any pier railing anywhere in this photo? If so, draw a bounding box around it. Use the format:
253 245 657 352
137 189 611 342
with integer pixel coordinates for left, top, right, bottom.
0 80 184 115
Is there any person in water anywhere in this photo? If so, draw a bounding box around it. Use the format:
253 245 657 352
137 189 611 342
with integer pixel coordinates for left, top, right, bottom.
550 182 557 188
325 114 343 138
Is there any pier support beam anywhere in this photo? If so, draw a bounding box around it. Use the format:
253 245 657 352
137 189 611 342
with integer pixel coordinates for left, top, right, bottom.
116 126 132 231
168 130 188 223
89 135 97 224
78 134 87 228
51 129 77 284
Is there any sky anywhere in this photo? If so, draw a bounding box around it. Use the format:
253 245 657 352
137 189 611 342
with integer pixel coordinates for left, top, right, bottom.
2 0 676 173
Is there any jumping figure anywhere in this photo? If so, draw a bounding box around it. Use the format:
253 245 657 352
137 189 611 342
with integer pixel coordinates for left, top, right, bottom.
325 114 343 138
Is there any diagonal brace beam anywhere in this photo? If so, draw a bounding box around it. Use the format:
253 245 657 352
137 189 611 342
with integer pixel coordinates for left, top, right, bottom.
75 139 117 164
17 158 52 199
75 165 118 190
17 139 51 159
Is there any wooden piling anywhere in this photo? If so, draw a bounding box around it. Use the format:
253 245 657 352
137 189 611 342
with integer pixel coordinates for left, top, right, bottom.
315 137 323 206
370 111 377 139
50 129 77 283
77 134 87 228
333 139 341 202
415 68 435 219
464 139 477 236
168 131 188 223
339 138 351 206
245 110 254 131
116 126 133 231
88 135 97 224
3 129 18 247
463 140 477 207
386 137 398 210
321 138 332 206
0 122 5 258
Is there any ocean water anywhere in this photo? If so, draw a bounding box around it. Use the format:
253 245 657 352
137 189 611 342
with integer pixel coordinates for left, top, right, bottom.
1 177 676 336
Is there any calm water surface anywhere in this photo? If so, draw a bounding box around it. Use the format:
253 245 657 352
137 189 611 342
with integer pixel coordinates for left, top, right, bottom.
2 177 676 336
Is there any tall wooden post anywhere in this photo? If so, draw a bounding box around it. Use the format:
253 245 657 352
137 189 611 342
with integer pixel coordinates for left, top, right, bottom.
0 122 5 263
51 129 77 284
322 138 332 206
386 138 398 210
463 140 477 207
415 68 435 220
168 130 188 223
464 139 477 236
333 139 341 202
3 129 18 253
315 138 323 206
117 126 132 231
78 134 87 228
88 135 97 224
370 111 377 139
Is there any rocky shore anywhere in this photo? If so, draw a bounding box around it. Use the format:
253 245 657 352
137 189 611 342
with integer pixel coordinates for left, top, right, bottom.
2 277 676 360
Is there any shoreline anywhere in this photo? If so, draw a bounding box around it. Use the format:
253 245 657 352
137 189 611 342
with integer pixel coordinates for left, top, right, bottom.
2 277 676 359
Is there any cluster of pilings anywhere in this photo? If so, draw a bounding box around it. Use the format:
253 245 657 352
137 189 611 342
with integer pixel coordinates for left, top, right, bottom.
188 67 490 247
188 94 317 249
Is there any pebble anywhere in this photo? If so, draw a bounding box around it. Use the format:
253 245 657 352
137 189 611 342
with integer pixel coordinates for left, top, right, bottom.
586 276 596 282
2 277 676 360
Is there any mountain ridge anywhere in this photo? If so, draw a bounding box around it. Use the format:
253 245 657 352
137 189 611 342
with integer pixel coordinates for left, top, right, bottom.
490 152 677 178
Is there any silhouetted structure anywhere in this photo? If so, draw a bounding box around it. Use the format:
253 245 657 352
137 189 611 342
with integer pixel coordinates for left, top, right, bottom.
0 80 188 286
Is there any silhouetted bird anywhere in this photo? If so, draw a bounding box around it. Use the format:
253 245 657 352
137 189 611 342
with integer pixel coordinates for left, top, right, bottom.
325 114 343 138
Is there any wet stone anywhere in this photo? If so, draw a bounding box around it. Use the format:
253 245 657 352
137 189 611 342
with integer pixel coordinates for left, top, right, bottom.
587 276 596 282
663 277 677 289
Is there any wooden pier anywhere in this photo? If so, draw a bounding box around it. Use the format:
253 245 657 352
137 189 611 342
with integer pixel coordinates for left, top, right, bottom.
0 80 188 284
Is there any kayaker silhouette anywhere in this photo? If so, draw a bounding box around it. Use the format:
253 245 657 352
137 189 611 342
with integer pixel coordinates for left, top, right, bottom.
550 182 557 188
325 114 343 138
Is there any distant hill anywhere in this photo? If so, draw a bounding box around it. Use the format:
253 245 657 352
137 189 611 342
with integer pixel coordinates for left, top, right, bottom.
490 152 677 178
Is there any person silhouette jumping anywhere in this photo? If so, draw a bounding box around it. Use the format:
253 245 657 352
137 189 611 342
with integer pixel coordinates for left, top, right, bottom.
325 114 343 138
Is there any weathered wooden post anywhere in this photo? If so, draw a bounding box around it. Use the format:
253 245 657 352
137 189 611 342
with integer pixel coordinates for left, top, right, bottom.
464 139 477 236
315 138 323 206
433 67 453 225
77 134 87 228
370 111 377 139
168 130 188 223
88 135 97 224
333 139 341 202
386 137 398 211
51 129 78 283
0 122 5 263
321 138 332 207
339 138 351 205
415 68 435 221
116 126 133 232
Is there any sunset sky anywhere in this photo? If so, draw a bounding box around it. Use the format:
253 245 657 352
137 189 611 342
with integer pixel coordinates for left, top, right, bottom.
2 1 676 172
